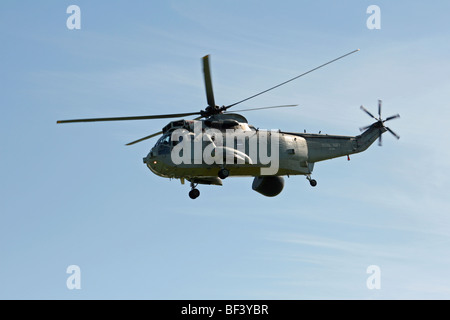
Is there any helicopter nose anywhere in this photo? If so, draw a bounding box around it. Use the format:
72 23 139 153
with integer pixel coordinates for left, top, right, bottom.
143 150 155 163
145 155 165 176
144 151 163 173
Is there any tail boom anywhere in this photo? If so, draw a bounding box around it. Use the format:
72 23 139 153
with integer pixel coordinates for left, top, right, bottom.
283 124 385 163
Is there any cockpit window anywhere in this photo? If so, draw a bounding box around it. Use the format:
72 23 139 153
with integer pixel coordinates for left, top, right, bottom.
162 135 170 144
156 134 171 146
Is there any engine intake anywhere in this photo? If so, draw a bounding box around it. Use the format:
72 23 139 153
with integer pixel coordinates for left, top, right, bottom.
252 176 284 197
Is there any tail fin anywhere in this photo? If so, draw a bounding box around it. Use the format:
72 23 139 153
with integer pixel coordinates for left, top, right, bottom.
355 123 386 153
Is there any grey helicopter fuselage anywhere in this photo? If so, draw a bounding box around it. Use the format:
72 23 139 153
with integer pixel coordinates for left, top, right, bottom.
145 113 309 180
143 112 385 195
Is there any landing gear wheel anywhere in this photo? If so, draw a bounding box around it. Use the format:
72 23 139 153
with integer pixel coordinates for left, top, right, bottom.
218 168 230 180
306 175 317 187
189 188 200 199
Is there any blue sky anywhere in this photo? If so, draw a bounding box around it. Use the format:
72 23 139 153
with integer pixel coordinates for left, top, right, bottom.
1 1 450 299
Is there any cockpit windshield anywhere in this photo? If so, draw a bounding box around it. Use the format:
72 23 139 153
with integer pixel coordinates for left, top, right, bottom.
156 134 171 146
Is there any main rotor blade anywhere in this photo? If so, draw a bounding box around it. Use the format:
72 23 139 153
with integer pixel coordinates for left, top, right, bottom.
126 131 163 146
386 127 400 139
57 112 201 124
225 104 298 113
360 105 377 120
203 55 216 108
225 49 360 109
385 114 400 122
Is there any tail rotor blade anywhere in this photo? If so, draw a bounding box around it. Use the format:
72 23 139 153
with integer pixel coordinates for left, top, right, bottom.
359 124 372 132
378 129 382 146
385 114 400 122
360 105 377 120
378 99 382 119
386 127 400 140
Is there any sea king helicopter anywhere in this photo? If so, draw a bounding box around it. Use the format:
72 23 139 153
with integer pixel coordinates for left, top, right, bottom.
57 49 400 199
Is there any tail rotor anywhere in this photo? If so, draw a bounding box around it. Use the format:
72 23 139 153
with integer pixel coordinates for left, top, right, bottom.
359 99 400 146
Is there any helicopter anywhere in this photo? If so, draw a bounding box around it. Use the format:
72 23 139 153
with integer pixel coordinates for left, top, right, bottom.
57 49 400 199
